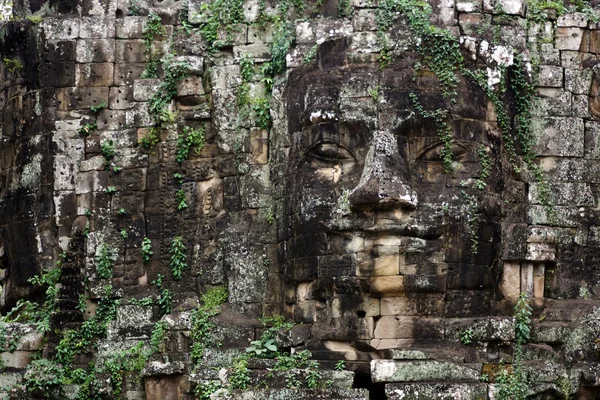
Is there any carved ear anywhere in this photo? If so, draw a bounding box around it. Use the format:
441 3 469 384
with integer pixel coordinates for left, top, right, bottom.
317 37 351 70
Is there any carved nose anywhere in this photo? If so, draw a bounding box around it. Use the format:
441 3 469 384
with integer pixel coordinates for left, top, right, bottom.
348 132 418 211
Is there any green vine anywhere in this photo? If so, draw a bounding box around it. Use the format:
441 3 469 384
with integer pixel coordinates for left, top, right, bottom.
169 236 187 280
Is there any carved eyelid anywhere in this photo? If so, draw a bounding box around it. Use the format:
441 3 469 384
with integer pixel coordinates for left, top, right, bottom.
417 142 468 161
305 141 356 162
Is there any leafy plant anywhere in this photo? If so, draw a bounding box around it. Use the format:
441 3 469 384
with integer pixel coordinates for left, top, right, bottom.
117 208 127 216
79 122 97 137
90 103 106 113
3 57 23 73
96 243 117 279
170 236 187 280
252 97 271 130
150 320 167 351
129 297 153 307
105 186 117 195
139 126 161 148
152 274 173 315
176 126 205 163
460 328 474 345
303 45 318 64
141 237 153 263
190 286 228 367
176 189 188 210
120 229 128 240
334 360 346 371
246 338 277 357
476 145 492 190
229 357 251 389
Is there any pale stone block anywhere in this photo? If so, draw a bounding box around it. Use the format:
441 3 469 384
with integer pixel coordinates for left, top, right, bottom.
133 79 161 101
371 360 480 383
565 68 593 95
537 65 563 88
80 156 106 172
526 243 556 261
557 12 588 27
456 1 480 12
501 262 520 300
80 17 116 39
533 117 584 157
173 56 204 75
370 338 415 350
42 18 80 40
533 264 545 299
178 75 205 97
1 351 31 369
497 0 524 15
116 16 145 39
555 27 584 51
211 65 242 90
521 262 534 297
373 255 400 276
370 276 404 296
250 128 268 165
75 39 116 63
75 171 106 194
234 43 271 62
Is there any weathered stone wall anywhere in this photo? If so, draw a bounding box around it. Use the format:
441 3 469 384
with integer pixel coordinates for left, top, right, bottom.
0 0 599 398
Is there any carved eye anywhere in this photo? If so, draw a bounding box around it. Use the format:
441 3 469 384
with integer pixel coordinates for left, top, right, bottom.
417 142 468 162
305 142 355 164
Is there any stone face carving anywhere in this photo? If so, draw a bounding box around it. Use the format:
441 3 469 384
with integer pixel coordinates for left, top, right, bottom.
1 0 600 398
276 39 504 349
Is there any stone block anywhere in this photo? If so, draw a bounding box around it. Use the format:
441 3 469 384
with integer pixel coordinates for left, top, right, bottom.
42 18 80 40
177 76 205 97
296 21 315 44
133 79 161 101
116 16 145 39
386 383 489 399
456 0 481 12
565 68 592 94
44 40 77 61
526 243 556 261
370 276 404 296
79 17 116 39
58 87 110 111
211 65 241 90
114 63 147 85
533 117 584 157
75 171 106 194
40 61 76 87
530 182 594 206
109 86 135 110
533 88 572 117
116 40 146 63
458 13 489 36
528 205 580 228
0 351 32 369
371 360 480 383
537 65 563 88
496 0 524 15
248 24 275 43
555 27 584 51
557 12 588 27
249 128 268 165
75 63 114 87
374 316 444 339
234 43 272 62
588 30 600 54
75 39 116 63
573 94 590 118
